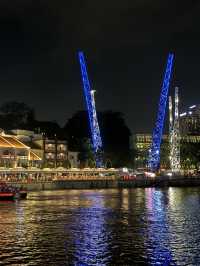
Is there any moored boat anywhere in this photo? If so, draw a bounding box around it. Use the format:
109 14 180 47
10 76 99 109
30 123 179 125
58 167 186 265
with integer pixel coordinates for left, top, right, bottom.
0 183 27 200
0 192 15 200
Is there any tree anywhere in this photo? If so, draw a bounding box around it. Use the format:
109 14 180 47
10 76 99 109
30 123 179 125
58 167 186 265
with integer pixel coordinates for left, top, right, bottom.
105 159 112 168
63 159 71 169
64 111 89 151
160 142 170 169
0 101 35 129
64 110 131 167
76 138 95 168
181 142 200 170
33 120 63 139
99 110 131 167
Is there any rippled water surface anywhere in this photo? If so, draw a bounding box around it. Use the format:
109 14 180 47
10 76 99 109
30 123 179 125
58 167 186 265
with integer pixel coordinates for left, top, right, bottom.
0 187 200 265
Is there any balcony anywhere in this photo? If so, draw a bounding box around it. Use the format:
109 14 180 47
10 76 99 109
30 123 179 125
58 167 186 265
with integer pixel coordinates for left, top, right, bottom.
57 144 67 151
45 149 55 153
57 154 66 160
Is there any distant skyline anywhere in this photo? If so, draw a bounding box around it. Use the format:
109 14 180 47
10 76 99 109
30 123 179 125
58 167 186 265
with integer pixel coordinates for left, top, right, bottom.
0 1 200 133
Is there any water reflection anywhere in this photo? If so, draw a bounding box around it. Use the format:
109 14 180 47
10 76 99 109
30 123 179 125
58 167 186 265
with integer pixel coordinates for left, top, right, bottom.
64 192 111 265
0 188 200 265
167 188 200 265
145 188 176 265
121 189 129 212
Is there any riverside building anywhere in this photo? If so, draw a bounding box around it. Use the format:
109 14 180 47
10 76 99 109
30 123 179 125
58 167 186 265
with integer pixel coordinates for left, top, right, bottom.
180 104 200 135
131 133 200 169
0 131 41 168
11 130 79 168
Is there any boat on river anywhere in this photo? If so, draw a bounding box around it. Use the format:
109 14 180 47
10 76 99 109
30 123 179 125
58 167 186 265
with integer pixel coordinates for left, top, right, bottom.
0 183 27 200
0 192 15 200
18 190 27 199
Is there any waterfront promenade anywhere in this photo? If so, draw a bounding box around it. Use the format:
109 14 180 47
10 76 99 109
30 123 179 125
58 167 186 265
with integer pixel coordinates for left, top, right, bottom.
0 168 200 191
4 176 200 191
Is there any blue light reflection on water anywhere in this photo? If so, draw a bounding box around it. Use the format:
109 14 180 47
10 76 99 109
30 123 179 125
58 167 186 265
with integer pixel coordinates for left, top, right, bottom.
0 189 200 265
145 188 176 265
64 192 112 266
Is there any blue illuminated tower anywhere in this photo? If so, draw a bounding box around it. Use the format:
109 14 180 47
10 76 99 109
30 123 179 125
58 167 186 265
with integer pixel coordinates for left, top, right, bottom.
78 51 103 168
148 53 174 171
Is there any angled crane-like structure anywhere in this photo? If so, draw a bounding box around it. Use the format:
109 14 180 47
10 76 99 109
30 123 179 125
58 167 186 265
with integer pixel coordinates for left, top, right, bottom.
148 53 174 171
169 95 173 167
169 87 181 172
173 87 181 171
78 51 103 168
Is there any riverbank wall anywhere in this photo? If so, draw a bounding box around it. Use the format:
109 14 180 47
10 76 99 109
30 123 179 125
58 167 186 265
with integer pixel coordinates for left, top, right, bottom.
7 176 200 191
118 176 200 188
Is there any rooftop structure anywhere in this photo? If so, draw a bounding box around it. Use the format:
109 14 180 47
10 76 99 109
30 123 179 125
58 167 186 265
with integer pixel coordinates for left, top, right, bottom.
0 131 41 168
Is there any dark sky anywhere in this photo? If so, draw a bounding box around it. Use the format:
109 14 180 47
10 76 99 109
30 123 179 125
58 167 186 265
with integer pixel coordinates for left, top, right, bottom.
0 0 200 133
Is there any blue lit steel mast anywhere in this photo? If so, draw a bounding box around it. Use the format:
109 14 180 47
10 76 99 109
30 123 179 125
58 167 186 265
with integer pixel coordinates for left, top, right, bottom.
78 51 103 167
149 53 174 171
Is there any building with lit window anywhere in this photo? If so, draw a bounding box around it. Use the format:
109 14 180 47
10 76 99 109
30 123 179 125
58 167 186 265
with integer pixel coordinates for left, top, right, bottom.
11 129 79 168
131 133 200 169
41 138 68 168
130 134 168 168
0 131 41 168
180 104 200 135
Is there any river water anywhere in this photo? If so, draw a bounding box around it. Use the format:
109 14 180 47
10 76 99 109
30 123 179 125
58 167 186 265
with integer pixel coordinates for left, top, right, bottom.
0 188 200 265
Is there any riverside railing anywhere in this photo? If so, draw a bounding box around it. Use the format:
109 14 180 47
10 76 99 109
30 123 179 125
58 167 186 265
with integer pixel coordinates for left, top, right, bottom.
0 168 119 182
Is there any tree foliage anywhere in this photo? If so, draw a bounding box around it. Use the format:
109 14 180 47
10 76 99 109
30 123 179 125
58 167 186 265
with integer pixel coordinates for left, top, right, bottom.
64 110 131 167
0 101 64 138
0 102 132 168
33 120 63 139
0 101 35 129
181 142 200 170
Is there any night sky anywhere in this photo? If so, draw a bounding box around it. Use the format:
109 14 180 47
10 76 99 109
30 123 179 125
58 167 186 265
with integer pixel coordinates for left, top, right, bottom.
0 0 200 133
